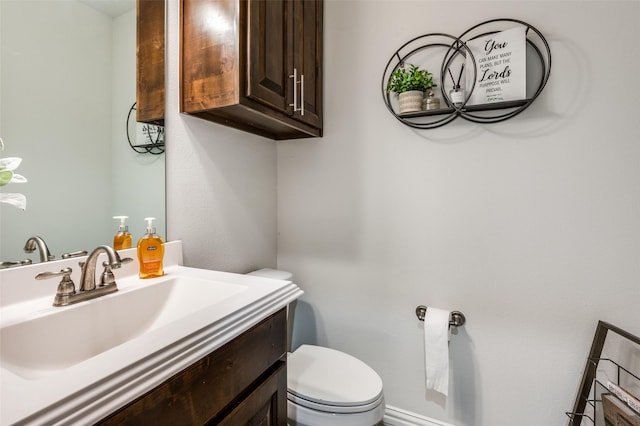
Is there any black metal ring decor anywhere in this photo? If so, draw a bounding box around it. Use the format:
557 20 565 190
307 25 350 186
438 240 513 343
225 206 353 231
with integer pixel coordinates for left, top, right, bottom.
381 19 551 129
381 33 477 129
126 103 165 155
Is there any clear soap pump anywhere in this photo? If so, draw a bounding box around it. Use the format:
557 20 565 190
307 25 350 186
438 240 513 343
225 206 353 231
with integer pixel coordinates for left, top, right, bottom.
112 216 132 250
137 217 164 279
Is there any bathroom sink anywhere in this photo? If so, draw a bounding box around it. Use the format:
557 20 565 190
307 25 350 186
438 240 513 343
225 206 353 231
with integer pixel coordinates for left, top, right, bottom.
0 275 247 379
0 241 303 426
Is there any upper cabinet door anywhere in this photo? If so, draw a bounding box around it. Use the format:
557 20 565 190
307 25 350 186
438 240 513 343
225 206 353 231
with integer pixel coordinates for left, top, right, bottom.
247 0 323 129
292 0 322 129
247 0 293 115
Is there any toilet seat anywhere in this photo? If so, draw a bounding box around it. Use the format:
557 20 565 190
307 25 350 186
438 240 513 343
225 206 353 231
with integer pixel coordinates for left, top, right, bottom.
288 391 384 414
287 345 384 413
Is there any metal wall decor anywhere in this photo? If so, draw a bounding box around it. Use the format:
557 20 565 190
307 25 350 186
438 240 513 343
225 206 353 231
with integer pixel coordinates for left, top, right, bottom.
566 321 640 425
381 19 552 129
126 103 165 155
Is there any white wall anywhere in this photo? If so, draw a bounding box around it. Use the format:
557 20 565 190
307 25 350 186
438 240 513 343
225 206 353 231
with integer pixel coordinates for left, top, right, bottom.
164 0 640 424
165 0 277 272
276 1 640 425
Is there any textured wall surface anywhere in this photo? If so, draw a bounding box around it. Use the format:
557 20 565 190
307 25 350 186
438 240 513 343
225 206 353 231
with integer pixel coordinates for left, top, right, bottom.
165 0 277 273
165 1 640 424
276 2 640 425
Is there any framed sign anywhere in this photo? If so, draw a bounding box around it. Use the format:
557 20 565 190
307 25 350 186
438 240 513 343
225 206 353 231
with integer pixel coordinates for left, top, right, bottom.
464 26 527 105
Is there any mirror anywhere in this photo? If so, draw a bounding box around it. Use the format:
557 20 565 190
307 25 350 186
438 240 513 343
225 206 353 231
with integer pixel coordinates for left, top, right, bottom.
0 0 165 265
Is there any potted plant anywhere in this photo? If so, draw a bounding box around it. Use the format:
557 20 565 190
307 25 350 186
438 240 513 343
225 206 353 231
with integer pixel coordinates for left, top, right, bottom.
387 64 436 114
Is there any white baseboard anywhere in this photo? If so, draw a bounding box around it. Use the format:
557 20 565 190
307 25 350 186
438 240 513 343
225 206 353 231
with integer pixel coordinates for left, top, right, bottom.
383 405 456 426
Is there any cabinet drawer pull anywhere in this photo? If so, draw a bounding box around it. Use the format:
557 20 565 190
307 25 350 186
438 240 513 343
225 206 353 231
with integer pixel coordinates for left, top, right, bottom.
300 73 305 116
289 68 303 116
289 68 298 113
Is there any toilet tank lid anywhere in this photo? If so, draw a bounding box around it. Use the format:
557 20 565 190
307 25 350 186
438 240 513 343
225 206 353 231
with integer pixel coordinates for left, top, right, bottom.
247 268 293 280
287 345 383 407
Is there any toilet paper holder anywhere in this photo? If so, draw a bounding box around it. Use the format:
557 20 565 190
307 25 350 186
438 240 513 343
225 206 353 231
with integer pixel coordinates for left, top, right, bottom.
415 305 466 328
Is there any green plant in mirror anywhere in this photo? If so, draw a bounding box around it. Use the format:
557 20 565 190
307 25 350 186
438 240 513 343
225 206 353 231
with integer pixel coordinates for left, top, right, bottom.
387 64 436 95
0 137 28 210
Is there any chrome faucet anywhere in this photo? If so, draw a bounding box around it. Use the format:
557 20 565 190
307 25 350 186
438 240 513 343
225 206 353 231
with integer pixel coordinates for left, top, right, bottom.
79 245 128 291
23 236 54 262
36 245 132 307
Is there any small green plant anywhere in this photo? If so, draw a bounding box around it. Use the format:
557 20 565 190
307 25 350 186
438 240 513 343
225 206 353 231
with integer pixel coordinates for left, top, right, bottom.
387 64 436 95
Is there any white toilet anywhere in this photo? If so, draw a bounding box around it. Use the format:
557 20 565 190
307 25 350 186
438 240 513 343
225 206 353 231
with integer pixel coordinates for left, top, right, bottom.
248 269 385 426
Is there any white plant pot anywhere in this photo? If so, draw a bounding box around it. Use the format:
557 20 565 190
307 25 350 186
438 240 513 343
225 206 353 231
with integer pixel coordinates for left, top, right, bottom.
398 90 424 114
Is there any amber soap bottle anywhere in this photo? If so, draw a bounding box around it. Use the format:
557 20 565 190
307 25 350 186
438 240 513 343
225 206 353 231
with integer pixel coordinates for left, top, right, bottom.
137 217 164 279
112 216 133 250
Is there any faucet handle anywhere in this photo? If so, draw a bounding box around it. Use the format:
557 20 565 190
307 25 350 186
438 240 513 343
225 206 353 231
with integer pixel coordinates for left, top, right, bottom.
35 267 72 281
36 267 77 306
62 250 88 259
0 259 33 269
105 255 133 270
100 257 133 286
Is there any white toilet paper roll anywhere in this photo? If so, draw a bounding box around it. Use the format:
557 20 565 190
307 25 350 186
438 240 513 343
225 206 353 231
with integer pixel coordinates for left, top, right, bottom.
424 307 450 396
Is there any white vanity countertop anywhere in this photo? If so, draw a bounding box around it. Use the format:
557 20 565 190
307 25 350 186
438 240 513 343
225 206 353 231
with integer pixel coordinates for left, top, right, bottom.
0 241 303 425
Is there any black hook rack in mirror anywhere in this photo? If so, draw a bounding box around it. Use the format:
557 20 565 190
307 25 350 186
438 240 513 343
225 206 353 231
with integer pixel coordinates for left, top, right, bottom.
126 102 165 155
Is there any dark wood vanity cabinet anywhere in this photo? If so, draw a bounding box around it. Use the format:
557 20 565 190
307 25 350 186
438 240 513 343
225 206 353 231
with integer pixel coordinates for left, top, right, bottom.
181 0 323 140
97 309 288 425
136 0 165 125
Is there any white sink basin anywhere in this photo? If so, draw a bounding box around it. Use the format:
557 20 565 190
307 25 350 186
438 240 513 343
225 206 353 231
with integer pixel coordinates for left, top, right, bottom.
0 275 246 379
0 241 303 426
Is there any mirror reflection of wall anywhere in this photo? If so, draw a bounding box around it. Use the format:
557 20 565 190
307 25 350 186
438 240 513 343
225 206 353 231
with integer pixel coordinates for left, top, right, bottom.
0 0 165 264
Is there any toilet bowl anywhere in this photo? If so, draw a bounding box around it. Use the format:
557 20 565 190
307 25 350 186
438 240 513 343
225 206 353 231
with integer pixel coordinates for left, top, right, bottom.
248 269 385 426
287 344 385 425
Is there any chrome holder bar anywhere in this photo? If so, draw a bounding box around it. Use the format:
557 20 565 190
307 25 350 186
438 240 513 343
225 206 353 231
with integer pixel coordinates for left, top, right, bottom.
289 68 304 115
416 305 466 328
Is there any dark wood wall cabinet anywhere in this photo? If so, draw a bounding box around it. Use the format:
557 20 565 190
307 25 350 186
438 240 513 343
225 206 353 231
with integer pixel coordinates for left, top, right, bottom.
136 0 165 125
97 309 288 425
181 0 323 140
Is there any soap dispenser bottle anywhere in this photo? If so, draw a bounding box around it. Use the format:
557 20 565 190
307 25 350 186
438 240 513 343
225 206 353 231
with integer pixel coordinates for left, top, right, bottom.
137 217 164 279
112 216 133 250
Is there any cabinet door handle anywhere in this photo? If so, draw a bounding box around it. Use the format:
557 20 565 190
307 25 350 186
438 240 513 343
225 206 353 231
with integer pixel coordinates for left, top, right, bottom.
289 68 303 116
300 73 305 116
289 68 298 114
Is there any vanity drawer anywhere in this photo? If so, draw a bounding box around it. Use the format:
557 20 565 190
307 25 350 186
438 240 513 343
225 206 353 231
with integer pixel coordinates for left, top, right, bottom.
97 308 287 425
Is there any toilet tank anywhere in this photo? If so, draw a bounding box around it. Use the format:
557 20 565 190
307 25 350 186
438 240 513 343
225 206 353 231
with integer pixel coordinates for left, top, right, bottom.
247 268 297 352
247 268 293 281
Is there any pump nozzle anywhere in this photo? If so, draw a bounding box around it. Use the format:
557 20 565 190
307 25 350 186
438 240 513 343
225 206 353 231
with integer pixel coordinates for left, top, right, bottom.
144 217 156 235
113 215 129 232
